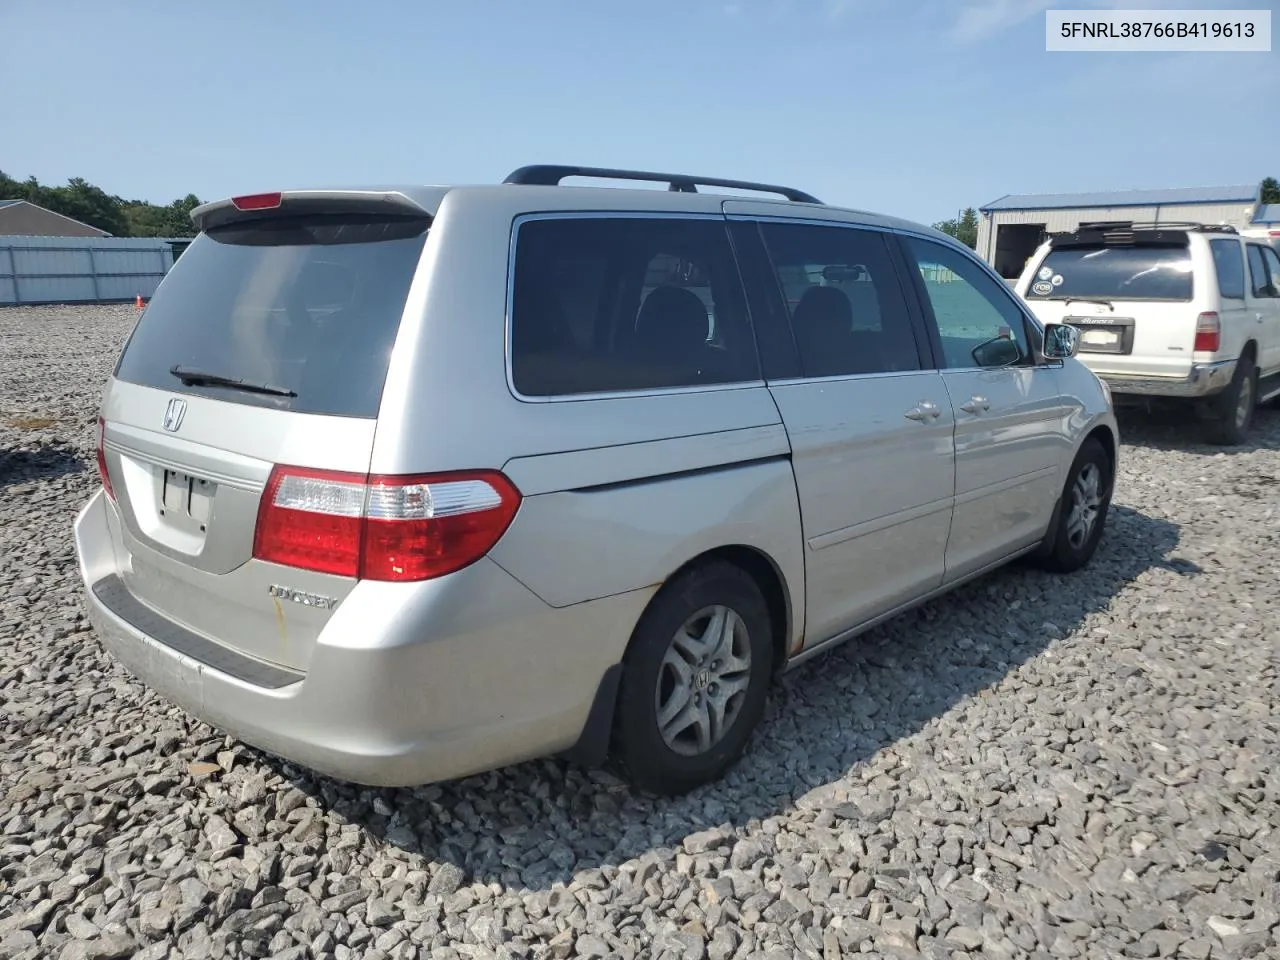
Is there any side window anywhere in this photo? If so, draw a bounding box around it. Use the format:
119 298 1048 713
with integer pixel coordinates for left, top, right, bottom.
756 222 921 377
903 236 1030 370
1247 244 1277 298
510 217 760 397
1263 246 1280 297
1210 239 1246 300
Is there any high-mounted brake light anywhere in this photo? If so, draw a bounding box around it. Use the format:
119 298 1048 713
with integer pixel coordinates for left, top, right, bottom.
231 192 283 211
252 466 521 582
96 416 114 501
1194 312 1221 353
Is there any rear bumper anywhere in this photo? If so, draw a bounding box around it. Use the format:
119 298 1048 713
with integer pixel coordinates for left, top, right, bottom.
74 489 649 787
1096 359 1236 399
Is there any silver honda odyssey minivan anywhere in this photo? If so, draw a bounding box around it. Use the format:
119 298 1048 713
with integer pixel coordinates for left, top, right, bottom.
75 166 1118 795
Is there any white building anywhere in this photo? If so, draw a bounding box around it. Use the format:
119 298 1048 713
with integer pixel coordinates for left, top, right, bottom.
976 184 1263 280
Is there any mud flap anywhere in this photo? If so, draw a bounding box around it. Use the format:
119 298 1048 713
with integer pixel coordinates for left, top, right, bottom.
559 663 623 768
1031 492 1065 561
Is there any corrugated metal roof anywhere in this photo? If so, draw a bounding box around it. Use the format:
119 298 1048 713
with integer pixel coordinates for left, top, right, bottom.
1255 203 1280 223
981 184 1258 212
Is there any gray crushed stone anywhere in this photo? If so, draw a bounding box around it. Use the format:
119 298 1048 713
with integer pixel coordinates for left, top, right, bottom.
1 303 1276 960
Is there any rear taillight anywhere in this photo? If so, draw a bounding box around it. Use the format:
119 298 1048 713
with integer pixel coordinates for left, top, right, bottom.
96 416 114 501
1194 312 1221 353
252 466 521 582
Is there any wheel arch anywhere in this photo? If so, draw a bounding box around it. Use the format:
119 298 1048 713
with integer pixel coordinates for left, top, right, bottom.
1242 339 1258 364
560 542 796 771
1083 422 1117 479
653 544 794 677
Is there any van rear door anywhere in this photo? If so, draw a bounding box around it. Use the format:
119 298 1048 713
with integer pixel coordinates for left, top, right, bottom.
99 194 431 673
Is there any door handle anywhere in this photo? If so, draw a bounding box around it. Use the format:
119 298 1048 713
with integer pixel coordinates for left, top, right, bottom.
960 395 990 414
905 400 942 422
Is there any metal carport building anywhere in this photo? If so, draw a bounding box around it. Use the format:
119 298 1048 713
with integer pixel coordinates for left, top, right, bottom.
976 184 1261 280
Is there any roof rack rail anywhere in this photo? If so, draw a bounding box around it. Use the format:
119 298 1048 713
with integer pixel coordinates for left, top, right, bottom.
502 165 822 204
1075 219 1237 234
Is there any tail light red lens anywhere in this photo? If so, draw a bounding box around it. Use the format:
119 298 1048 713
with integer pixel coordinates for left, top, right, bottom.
96 416 114 500
252 466 521 582
1193 312 1221 353
231 192 282 211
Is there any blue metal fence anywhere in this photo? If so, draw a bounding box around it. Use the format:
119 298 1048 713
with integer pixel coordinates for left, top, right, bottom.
0 236 181 306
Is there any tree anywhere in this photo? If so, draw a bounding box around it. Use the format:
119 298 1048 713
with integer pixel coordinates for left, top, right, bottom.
1261 177 1280 205
933 207 979 249
46 177 129 236
0 170 200 237
0 170 22 199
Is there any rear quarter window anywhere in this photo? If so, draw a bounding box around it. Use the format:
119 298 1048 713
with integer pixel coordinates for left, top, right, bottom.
1210 238 1246 300
114 214 430 418
509 216 761 397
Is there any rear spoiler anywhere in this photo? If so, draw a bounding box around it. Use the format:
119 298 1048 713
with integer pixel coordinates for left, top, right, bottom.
190 190 432 233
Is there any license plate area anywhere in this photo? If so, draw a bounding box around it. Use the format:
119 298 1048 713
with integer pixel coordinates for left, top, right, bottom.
160 469 214 531
1066 317 1135 355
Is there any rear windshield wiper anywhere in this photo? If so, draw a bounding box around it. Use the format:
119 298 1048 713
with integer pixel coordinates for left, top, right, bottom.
1043 297 1116 309
169 365 298 398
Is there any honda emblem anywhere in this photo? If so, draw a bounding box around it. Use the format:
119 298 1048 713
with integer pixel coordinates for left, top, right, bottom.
162 398 187 432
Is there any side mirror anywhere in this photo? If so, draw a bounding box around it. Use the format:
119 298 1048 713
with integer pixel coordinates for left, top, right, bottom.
1042 323 1081 360
971 336 1022 368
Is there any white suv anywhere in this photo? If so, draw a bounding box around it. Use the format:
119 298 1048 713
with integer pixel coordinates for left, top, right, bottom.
1016 222 1280 445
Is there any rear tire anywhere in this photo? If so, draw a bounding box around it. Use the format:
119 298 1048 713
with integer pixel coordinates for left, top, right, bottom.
613 562 773 796
1030 437 1113 574
1206 357 1256 446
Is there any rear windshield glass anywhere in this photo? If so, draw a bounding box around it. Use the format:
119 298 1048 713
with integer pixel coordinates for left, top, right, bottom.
114 214 429 418
1024 245 1193 302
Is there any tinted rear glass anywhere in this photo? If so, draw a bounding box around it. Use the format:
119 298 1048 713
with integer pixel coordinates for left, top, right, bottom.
509 217 760 397
114 214 429 418
1025 245 1193 301
1211 238 1246 299
758 222 922 377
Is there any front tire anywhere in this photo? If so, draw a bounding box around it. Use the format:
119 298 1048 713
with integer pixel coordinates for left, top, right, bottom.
1031 437 1113 573
613 562 774 796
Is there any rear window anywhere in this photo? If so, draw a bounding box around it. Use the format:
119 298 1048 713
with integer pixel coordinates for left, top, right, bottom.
509 216 760 397
114 213 430 418
1024 244 1193 301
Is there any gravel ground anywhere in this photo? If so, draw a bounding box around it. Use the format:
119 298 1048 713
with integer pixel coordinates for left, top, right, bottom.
1 303 1277 960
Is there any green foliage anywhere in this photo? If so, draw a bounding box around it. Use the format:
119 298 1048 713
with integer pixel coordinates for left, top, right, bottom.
1261 177 1280 205
0 170 201 237
933 207 979 249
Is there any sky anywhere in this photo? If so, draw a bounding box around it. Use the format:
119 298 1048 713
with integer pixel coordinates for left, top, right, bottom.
2 0 1277 226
